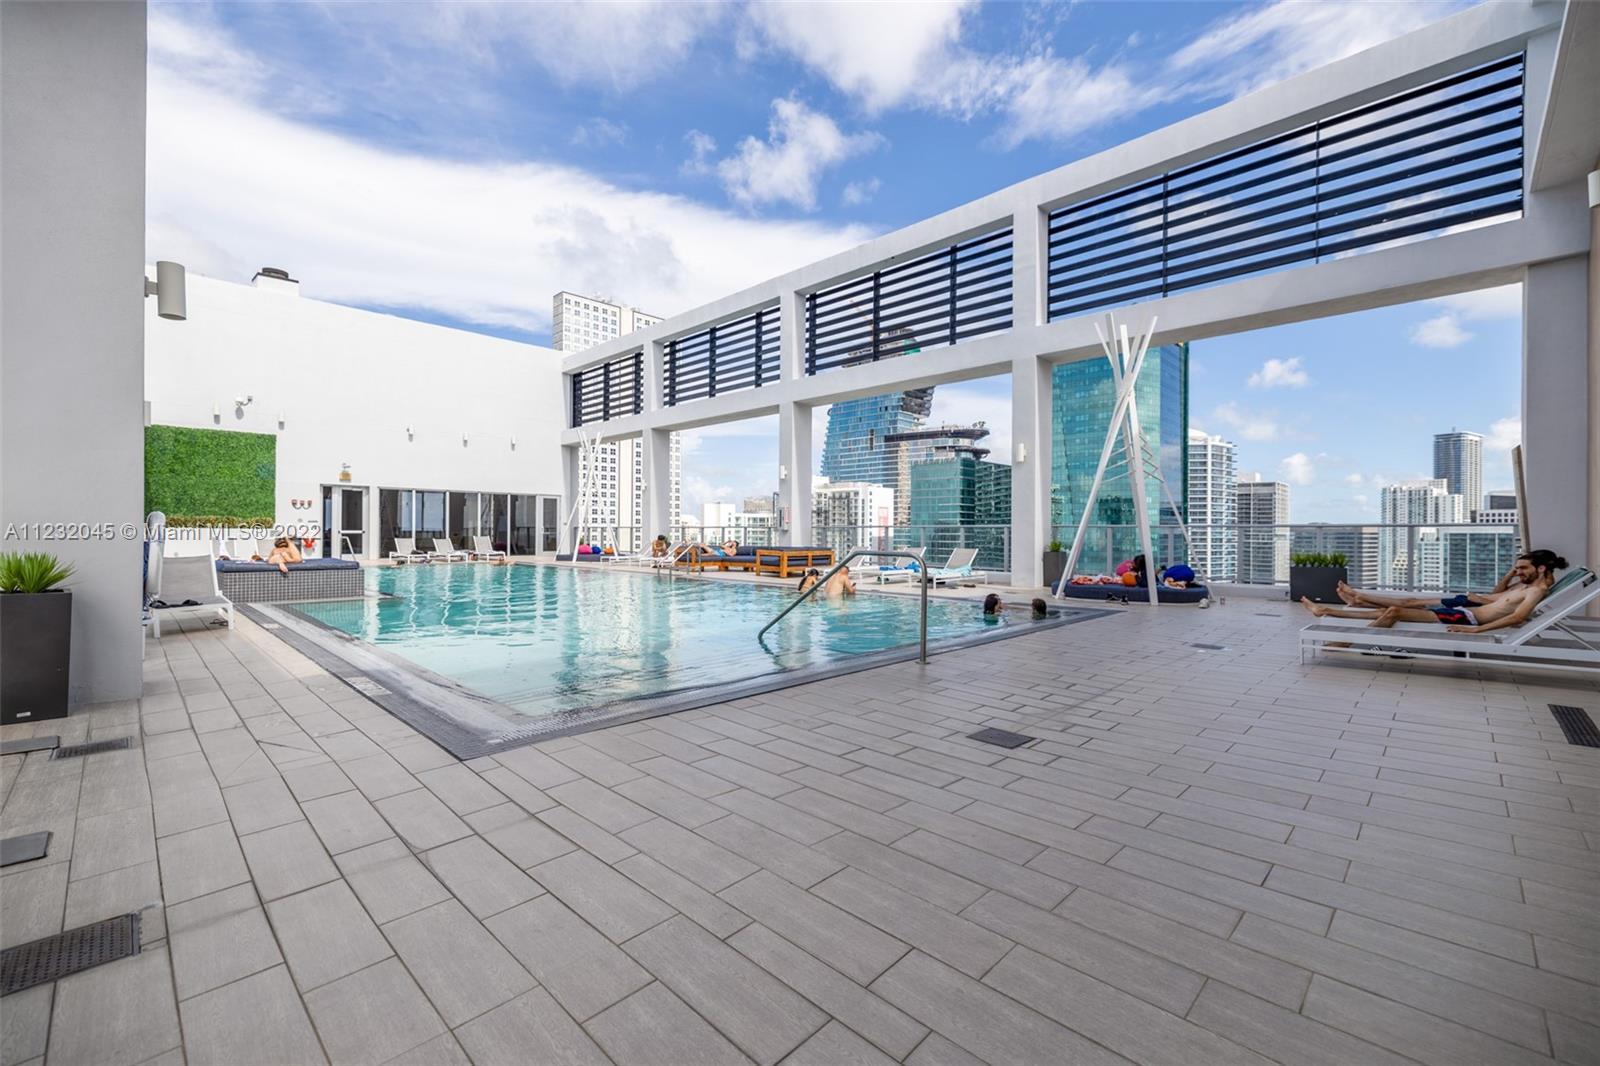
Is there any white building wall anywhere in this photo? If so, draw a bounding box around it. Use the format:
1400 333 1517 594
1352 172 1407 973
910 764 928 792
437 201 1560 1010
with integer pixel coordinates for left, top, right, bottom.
1 0 148 704
144 273 566 555
1186 430 1237 582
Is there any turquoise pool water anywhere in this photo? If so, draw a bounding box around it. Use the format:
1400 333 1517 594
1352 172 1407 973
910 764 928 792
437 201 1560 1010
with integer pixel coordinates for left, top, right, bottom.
288 563 1019 716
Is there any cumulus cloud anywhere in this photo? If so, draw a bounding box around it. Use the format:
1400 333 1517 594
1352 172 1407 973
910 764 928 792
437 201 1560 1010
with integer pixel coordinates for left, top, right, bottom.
1247 357 1310 389
1409 314 1473 348
1484 416 1521 452
145 35 875 338
1344 473 1365 486
1211 402 1281 442
1279 452 1315 485
707 97 884 211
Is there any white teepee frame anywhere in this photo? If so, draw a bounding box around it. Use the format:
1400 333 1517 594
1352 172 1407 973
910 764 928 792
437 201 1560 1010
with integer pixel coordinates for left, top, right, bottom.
1054 313 1192 605
562 425 612 554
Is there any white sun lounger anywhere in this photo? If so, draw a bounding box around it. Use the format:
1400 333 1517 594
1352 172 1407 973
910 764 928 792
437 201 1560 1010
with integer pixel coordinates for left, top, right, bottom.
389 537 429 564
470 535 506 561
148 553 234 638
927 547 990 587
429 537 468 562
1299 567 1600 673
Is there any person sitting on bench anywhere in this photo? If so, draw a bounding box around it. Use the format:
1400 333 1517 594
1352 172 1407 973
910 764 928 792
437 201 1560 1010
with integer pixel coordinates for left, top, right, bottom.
1301 550 1568 633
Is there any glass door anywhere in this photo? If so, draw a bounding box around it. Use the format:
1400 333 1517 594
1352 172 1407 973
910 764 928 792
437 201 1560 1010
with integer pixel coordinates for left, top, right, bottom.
540 496 559 553
334 487 366 558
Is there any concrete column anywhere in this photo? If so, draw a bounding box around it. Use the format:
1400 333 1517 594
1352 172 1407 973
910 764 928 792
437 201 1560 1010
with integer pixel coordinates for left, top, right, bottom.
640 428 673 543
779 289 805 382
1011 196 1049 329
1 1 147 704
558 443 581 554
1521 255 1591 571
641 338 664 413
1010 355 1053 588
1589 176 1599 611
779 401 813 545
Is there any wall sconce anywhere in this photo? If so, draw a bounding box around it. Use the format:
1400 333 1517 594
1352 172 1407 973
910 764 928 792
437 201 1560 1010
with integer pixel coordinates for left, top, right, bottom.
277 412 286 429
143 260 187 320
212 402 220 424
405 426 414 441
339 463 352 483
462 433 470 447
1015 443 1028 464
235 395 254 412
509 435 517 450
779 464 789 481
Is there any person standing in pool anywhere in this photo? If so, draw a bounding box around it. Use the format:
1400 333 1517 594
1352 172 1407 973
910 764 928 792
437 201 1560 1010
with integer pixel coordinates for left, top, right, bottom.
797 568 822 595
982 593 1003 618
1031 598 1049 619
821 564 857 598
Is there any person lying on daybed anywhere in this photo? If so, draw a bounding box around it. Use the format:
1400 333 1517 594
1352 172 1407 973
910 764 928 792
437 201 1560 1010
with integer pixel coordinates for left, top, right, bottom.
1300 550 1567 633
265 536 302 575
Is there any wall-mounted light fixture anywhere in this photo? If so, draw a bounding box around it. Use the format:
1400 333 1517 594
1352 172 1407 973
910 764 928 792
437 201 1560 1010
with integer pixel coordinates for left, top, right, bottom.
509 435 517 450
462 433 469 447
277 412 286 429
212 402 221 424
405 426 414 441
779 464 789 481
1015 442 1028 464
339 463 352 483
144 260 187 320
234 395 254 417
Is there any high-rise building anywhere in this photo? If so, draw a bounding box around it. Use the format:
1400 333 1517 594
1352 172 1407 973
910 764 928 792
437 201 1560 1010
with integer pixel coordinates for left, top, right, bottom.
1444 527 1521 591
1186 429 1237 582
1236 476 1291 584
820 388 935 509
1291 525 1381 587
742 495 776 515
1484 490 1517 511
1379 478 1467 587
1476 489 1518 525
880 424 993 527
552 291 677 547
1051 344 1188 567
812 479 896 557
908 449 1013 571
1432 430 1483 513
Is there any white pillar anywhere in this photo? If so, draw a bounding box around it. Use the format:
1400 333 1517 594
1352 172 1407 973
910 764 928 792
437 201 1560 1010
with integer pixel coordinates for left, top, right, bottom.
779 400 813 545
1010 355 1052 587
2 0 146 704
640 428 673 543
1521 255 1590 571
779 289 805 381
559 443 581 554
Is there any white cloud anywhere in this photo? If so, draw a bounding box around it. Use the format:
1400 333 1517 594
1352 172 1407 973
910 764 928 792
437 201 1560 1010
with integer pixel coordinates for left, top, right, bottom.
841 178 881 206
1344 473 1365 485
145 54 875 337
1279 452 1315 486
1484 416 1521 453
1167 0 1463 100
743 1 976 112
1431 284 1521 321
437 1 722 93
570 118 629 149
1211 402 1281 442
709 97 883 211
1247 356 1310 389
1409 314 1473 348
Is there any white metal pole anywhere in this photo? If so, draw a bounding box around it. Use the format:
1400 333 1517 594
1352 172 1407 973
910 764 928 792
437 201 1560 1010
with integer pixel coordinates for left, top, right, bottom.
1116 322 1161 607
1058 316 1130 595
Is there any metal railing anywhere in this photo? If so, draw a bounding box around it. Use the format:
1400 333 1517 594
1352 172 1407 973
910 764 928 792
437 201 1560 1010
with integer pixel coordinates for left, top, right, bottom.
758 548 929 663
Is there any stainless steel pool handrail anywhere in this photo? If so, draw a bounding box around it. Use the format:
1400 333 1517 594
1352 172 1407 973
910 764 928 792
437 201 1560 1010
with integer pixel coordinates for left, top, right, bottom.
757 548 929 663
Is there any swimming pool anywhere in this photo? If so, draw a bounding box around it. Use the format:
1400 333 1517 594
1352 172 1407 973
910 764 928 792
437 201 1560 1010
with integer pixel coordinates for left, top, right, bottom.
257 563 1090 755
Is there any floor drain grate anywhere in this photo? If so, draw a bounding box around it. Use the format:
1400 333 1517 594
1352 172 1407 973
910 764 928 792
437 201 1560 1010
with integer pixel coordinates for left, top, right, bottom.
1550 704 1600 748
345 677 390 697
51 737 132 760
968 728 1037 749
1190 642 1227 651
1 913 141 996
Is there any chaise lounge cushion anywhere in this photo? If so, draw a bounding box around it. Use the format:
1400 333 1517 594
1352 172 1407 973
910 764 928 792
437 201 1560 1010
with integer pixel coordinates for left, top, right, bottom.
216 558 361 572
1058 582 1210 604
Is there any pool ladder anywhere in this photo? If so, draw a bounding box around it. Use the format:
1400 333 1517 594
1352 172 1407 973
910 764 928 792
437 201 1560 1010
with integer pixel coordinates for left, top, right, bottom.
757 548 930 664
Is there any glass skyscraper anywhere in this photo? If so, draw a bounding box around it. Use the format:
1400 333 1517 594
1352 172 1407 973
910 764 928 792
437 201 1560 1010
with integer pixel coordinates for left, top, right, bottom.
1050 343 1188 568
819 387 935 491
908 453 1012 570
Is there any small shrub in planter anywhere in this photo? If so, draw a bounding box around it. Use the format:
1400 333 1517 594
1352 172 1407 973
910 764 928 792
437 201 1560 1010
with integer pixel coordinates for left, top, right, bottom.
1042 538 1067 587
1290 551 1348 604
0 552 74 724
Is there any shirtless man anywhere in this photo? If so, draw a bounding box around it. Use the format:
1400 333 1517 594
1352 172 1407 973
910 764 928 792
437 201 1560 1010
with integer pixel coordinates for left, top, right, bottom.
1334 553 1546 611
821 564 857 598
1302 551 1567 632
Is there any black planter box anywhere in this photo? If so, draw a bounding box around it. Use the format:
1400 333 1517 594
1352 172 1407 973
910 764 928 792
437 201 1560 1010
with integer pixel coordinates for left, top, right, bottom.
1290 565 1347 604
1042 551 1067 588
1 590 71 725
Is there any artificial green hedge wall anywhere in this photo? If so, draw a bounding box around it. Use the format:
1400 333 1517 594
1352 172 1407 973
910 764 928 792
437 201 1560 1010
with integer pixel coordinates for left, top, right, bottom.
144 425 276 526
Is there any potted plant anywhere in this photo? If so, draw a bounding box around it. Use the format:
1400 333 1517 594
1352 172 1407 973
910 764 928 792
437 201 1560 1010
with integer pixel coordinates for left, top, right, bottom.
0 552 74 725
1289 551 1347 605
1042 538 1067 588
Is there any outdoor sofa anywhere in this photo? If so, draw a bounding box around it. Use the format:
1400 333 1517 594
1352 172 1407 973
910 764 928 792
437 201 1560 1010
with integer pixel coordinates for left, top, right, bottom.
215 557 363 603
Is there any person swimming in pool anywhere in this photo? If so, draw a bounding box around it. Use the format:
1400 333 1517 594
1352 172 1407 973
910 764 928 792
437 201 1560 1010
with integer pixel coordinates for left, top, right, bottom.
797 568 822 595
821 564 856 598
1031 597 1049 619
982 593 1003 619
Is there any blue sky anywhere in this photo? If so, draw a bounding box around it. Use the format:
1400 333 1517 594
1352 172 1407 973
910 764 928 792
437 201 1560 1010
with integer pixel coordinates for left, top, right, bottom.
145 0 1518 523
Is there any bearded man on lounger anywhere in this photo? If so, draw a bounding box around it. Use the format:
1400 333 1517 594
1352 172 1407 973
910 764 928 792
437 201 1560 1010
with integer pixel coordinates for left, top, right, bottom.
1333 552 1549 611
1301 551 1568 633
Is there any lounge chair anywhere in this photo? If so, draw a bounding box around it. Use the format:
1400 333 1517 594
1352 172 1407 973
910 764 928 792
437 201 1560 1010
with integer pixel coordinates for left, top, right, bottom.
148 553 234 638
389 537 429 564
927 547 989 587
874 555 923 584
470 535 507 561
1299 567 1600 673
429 537 468 562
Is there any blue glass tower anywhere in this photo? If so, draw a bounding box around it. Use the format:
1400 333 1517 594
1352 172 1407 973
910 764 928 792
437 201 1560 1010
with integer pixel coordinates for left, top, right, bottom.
820 387 934 488
1051 343 1188 566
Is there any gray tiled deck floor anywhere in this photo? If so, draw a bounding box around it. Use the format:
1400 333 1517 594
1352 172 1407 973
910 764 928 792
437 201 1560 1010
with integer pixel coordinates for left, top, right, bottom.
3 595 1598 1066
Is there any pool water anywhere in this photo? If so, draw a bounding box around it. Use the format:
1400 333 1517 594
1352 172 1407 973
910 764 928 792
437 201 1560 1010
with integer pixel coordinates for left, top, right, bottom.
289 563 1019 717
